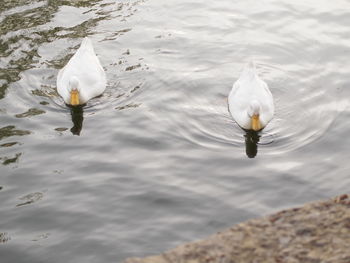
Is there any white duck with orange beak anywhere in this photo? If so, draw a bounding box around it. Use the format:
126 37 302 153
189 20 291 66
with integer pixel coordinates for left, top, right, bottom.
228 62 274 131
57 37 106 106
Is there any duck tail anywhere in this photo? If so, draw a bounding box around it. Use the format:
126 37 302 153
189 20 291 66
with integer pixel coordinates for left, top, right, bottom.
248 60 256 69
243 60 257 78
80 37 94 52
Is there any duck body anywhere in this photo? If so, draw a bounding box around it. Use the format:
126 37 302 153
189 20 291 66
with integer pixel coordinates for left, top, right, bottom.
228 62 274 131
57 37 106 105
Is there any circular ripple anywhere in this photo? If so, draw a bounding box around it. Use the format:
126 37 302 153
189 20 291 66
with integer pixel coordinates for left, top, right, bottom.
151 62 347 157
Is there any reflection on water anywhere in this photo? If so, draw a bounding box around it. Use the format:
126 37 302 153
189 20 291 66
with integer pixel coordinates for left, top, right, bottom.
0 0 141 99
1 0 350 262
0 232 11 244
31 233 50 242
1 153 21 165
0 126 30 140
0 142 18 148
244 130 260 158
70 105 84 135
15 108 45 118
16 192 44 207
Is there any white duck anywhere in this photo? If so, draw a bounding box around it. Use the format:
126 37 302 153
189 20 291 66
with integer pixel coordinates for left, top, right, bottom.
57 37 106 106
228 61 274 131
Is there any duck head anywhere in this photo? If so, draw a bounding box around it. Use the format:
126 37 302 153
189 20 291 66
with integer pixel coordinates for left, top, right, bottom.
68 76 80 106
248 100 262 131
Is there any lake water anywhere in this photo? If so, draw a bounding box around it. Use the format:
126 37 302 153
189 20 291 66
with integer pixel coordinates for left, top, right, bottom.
1 0 350 262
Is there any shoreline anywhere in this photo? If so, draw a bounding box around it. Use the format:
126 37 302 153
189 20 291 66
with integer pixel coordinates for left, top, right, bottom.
125 194 350 263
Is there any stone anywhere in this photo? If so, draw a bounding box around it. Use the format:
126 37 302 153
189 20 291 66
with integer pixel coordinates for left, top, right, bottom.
124 194 350 263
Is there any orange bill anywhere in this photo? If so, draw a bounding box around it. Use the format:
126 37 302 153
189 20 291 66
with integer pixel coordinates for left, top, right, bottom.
251 115 261 131
70 90 80 106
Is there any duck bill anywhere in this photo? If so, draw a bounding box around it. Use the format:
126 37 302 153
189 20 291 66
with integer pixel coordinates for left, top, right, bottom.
70 90 80 106
251 115 262 131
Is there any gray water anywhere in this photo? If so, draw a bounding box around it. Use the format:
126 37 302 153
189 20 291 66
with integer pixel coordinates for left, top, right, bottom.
1 0 350 262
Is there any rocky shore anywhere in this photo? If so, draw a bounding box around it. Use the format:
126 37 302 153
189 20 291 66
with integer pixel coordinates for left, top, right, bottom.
125 194 350 263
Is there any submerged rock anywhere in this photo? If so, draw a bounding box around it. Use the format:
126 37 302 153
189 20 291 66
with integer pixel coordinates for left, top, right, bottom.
125 194 350 263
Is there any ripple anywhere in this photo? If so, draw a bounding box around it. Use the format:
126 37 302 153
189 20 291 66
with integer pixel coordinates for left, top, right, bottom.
149 73 243 150
150 60 347 157
16 192 44 207
0 125 31 141
1 0 350 262
265 66 347 155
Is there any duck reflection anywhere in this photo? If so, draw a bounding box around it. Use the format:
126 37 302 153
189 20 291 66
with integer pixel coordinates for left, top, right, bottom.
69 105 84 135
244 130 260 158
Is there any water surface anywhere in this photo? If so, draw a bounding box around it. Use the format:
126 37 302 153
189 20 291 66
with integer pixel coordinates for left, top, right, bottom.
1 0 350 262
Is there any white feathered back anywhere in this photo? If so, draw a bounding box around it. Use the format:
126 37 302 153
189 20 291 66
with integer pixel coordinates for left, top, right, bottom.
228 62 274 130
57 37 106 105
